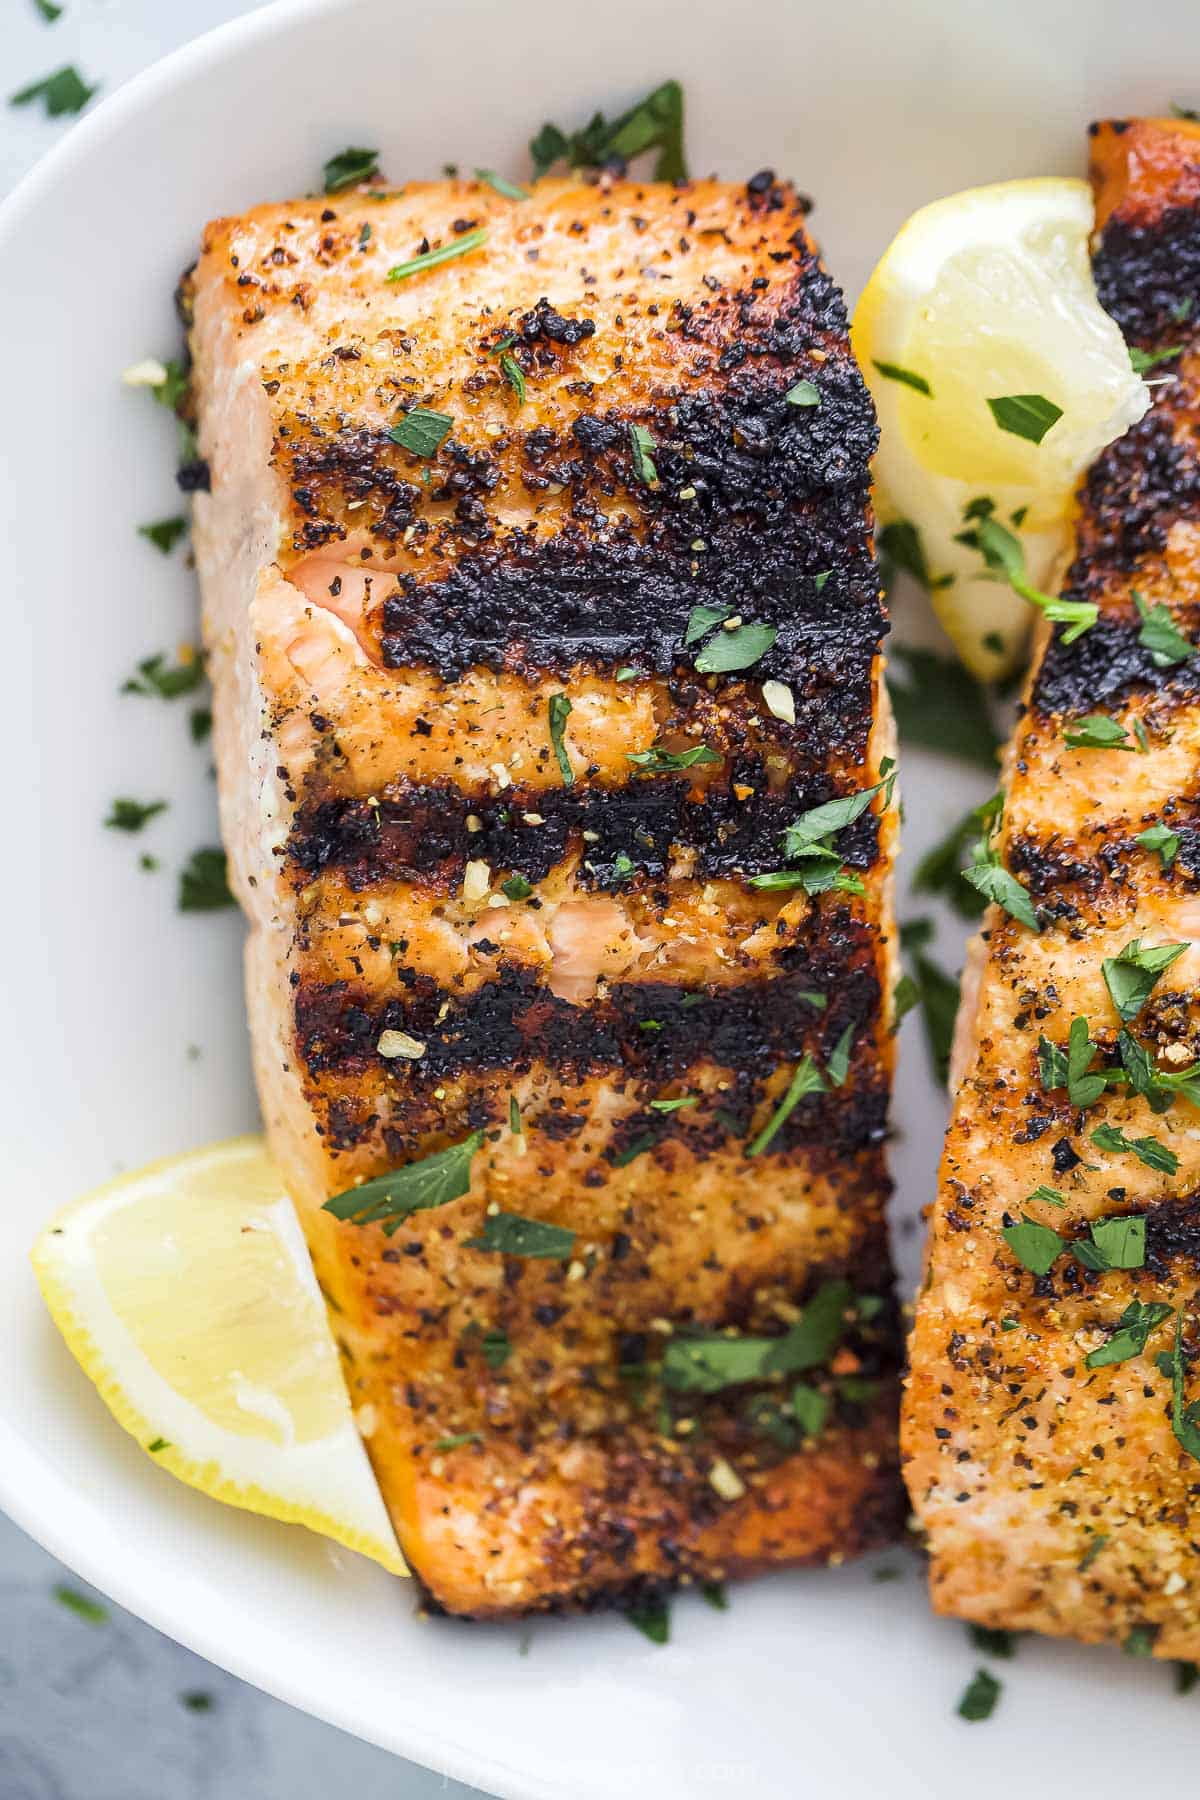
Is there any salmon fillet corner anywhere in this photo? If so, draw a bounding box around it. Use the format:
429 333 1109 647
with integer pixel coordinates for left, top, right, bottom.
187 167 903 1615
905 117 1200 1658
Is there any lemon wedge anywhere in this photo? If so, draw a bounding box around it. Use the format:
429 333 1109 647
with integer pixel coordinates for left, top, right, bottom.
32 1137 405 1575
853 177 1149 677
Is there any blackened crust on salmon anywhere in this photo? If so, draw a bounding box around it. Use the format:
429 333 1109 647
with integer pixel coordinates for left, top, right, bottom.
1093 203 1200 343
377 358 881 693
1030 609 1200 720
286 763 881 892
1055 404 1200 612
296 950 885 1146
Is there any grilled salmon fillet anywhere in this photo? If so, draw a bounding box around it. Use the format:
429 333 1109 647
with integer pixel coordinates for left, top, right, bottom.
905 117 1200 1657
188 168 903 1616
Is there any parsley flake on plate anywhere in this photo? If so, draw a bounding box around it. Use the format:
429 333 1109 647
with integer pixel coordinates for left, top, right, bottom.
547 693 574 785
1063 713 1135 751
137 515 188 556
530 80 687 182
322 146 380 193
10 63 97 117
475 167 529 200
178 848 234 913
105 798 167 833
628 422 658 486
957 1668 1001 1722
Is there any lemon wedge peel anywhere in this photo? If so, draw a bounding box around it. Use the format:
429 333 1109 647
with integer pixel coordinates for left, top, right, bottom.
853 177 1150 678
31 1137 406 1577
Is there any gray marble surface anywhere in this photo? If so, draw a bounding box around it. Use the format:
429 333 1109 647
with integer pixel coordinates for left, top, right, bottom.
1 4 482 1794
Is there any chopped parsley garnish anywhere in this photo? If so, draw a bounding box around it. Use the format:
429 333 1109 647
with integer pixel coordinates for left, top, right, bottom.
190 706 213 744
986 393 1063 444
10 64 97 116
1085 1298 1173 1369
1137 822 1180 869
465 1211 576 1258
783 779 891 852
501 874 533 900
899 919 960 1084
147 1437 170 1453
661 1281 849 1393
629 422 658 486
322 146 380 193
791 1383 831 1437
1171 1308 1200 1464
1026 1185 1065 1208
1002 1215 1065 1277
914 795 998 921
624 1594 671 1644
530 79 687 181
1125 1627 1159 1658
626 741 721 775
877 518 951 594
612 1132 656 1167
324 1132 483 1232
694 621 777 674
547 692 574 785
826 1022 855 1088
33 0 63 18
509 1096 522 1134
961 796 1039 931
1130 344 1184 375
1134 590 1195 667
138 516 188 555
388 407 454 457
785 379 820 407
387 227 487 282
893 972 920 1025
475 167 529 200
649 1094 698 1113
479 1324 511 1369
1063 713 1135 751
1074 1214 1147 1272
701 1581 729 1611
105 798 167 833
745 1055 825 1157
871 360 932 396
1037 1015 1105 1107
178 848 234 912
1177 1661 1199 1695
886 646 1000 770
499 350 526 405
54 1584 109 1625
122 652 204 700
968 1625 1019 1659
957 1668 1001 1722
684 603 732 645
431 1431 483 1451
960 514 1097 643
1090 1122 1179 1175
1101 937 1186 1022
1078 1533 1108 1571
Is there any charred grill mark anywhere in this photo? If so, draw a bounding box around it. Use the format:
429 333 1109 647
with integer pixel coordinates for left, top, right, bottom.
377 357 881 695
1057 405 1200 610
1030 610 1200 719
287 762 881 892
1093 202 1200 343
1006 831 1114 903
296 947 887 1154
1142 1195 1200 1278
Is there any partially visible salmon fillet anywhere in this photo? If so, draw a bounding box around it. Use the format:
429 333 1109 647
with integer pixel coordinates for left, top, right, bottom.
188 168 902 1615
905 118 1200 1657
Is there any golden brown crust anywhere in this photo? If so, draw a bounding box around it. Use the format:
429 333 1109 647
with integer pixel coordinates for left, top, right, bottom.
904 119 1200 1658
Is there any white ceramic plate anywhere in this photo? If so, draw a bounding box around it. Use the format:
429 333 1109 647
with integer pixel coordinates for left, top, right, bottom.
3 1 1198 1793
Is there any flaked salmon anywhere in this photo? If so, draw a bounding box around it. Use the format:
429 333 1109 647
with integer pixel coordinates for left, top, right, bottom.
905 118 1200 1657
188 167 902 1616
